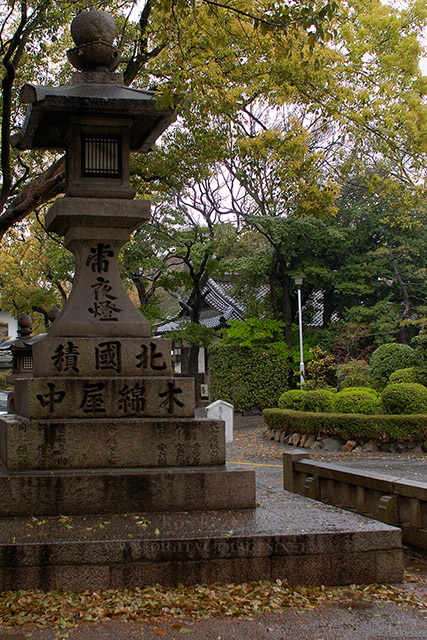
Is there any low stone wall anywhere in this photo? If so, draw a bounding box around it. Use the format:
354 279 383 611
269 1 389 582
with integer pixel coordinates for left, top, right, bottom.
283 450 427 551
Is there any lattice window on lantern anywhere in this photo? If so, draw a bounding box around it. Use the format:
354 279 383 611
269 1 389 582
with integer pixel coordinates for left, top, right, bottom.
23 355 33 370
82 135 122 178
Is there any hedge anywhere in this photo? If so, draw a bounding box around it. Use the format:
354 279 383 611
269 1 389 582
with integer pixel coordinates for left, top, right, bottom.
263 408 427 442
209 343 292 412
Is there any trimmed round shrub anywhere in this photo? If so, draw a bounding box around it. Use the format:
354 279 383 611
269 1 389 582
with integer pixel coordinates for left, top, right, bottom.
370 343 417 384
278 390 305 410
381 383 427 415
300 389 335 413
333 389 381 415
389 367 418 385
338 386 379 397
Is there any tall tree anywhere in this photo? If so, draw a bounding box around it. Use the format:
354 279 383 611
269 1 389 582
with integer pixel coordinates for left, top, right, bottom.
0 0 340 237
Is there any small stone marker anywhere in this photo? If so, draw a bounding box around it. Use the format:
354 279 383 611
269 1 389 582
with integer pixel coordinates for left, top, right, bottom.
206 399 233 442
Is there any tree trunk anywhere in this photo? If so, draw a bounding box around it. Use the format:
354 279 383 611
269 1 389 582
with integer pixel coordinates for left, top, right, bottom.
389 251 411 344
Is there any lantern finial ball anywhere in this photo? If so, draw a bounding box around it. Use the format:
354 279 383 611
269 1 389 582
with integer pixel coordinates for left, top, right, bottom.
71 10 116 47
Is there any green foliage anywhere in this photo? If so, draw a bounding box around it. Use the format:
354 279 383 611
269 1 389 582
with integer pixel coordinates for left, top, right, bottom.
381 383 427 415
332 389 381 415
330 325 375 363
338 386 379 396
209 343 292 412
411 327 427 361
263 408 427 443
389 367 418 384
336 359 374 389
300 389 335 413
278 390 305 410
223 318 291 361
370 343 418 383
0 370 11 389
166 322 216 347
278 388 334 411
304 347 336 390
413 365 427 386
0 214 73 332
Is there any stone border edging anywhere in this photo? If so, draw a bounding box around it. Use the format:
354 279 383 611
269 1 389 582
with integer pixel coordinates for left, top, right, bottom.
283 450 427 551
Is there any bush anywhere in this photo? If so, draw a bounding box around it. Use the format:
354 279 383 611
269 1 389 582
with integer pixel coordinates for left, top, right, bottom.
263 408 427 442
336 359 373 388
0 369 11 389
278 390 305 410
389 367 418 385
332 389 381 415
381 383 427 415
414 365 427 386
370 343 417 384
338 386 378 396
300 389 334 413
209 343 292 412
340 375 377 389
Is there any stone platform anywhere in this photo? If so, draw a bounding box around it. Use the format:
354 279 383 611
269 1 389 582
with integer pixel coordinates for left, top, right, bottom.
0 415 225 470
0 462 255 516
0 486 403 590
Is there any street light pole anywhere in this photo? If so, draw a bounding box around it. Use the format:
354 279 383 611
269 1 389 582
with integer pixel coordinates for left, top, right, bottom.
294 275 305 387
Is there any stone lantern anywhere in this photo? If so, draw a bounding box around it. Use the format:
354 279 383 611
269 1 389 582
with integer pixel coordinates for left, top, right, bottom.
0 9 403 593
0 314 41 379
17 9 174 338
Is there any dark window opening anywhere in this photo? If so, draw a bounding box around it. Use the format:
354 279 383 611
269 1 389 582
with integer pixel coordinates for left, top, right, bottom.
82 135 122 178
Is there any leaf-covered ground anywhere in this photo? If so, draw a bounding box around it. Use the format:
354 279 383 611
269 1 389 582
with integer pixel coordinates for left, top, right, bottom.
0 570 426 638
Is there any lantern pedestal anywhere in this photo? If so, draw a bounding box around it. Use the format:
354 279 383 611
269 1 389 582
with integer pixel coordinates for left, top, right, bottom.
46 197 152 337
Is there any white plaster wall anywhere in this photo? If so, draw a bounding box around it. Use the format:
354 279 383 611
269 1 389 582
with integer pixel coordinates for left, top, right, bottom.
0 310 17 340
198 346 206 374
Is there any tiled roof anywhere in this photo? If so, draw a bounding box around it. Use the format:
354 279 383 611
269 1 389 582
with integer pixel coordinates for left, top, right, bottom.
154 278 334 334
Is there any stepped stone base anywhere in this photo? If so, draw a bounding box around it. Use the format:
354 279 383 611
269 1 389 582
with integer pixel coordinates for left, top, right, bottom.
0 464 255 516
0 489 403 590
0 415 225 470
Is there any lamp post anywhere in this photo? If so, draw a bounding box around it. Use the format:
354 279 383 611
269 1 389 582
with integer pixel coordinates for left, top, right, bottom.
294 275 305 387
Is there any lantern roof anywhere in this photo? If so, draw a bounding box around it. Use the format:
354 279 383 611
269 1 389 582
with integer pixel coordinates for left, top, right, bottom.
17 77 174 153
15 9 174 153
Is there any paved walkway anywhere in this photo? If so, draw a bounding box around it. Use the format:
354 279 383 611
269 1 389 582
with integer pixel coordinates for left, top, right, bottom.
229 415 427 485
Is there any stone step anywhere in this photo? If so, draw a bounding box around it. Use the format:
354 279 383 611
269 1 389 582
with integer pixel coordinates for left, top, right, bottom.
0 415 225 470
0 489 403 590
0 465 256 516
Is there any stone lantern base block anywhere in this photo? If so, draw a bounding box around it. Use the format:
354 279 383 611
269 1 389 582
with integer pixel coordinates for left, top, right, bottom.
14 375 195 420
32 337 173 378
0 415 225 470
0 465 256 516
